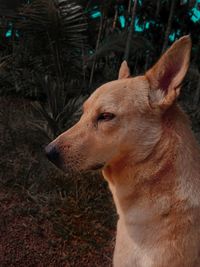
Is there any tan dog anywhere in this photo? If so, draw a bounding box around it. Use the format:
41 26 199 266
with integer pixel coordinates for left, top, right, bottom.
46 36 200 267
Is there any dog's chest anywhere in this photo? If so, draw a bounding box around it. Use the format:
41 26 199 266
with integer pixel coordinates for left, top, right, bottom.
113 219 155 267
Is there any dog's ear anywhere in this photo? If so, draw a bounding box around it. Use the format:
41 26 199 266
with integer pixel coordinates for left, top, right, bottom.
146 35 191 109
118 60 131 79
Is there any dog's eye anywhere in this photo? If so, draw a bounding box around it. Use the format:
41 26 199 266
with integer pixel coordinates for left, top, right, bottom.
97 112 115 122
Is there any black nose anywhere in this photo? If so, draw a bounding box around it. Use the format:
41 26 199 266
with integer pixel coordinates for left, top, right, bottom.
45 144 60 165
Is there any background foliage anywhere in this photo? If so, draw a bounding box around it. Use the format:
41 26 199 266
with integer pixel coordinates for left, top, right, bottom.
0 0 199 138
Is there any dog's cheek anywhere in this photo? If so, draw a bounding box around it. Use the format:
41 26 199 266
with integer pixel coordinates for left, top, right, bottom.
99 122 120 139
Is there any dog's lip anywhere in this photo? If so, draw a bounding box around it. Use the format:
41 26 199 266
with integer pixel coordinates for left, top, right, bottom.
89 163 105 171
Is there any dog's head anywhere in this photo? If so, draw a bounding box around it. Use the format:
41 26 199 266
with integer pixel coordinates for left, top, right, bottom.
45 36 191 173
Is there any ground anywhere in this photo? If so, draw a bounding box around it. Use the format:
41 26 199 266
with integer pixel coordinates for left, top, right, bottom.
0 96 199 267
0 97 116 267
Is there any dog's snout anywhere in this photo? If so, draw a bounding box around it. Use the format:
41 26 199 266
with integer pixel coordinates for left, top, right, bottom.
45 144 60 165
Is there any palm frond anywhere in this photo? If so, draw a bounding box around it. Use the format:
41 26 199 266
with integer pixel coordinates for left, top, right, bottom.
31 74 84 139
18 0 87 50
89 31 154 60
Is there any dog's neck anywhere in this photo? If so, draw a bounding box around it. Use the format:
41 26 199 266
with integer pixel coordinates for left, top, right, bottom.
103 104 200 224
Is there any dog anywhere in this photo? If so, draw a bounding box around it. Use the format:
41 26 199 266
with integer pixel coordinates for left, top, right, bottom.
45 35 200 267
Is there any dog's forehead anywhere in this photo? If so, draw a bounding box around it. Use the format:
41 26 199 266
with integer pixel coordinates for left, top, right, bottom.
84 80 128 111
83 76 148 112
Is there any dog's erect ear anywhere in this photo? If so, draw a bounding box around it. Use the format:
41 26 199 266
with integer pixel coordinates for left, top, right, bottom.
118 60 131 79
146 35 191 108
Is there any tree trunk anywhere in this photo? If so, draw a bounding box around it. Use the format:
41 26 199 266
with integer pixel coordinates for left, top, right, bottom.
124 0 132 30
155 0 160 18
161 0 176 53
124 0 138 62
128 0 132 13
193 74 200 109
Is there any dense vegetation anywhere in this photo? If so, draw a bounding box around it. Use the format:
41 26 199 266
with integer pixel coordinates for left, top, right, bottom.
0 0 199 138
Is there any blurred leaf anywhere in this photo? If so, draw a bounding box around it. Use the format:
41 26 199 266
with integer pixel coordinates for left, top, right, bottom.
89 31 154 60
18 0 87 50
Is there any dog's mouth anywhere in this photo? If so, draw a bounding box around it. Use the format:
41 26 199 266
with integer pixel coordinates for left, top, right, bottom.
45 144 105 173
88 163 105 171
58 163 105 174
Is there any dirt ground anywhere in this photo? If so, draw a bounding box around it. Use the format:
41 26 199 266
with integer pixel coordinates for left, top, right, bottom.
0 97 116 267
0 96 200 267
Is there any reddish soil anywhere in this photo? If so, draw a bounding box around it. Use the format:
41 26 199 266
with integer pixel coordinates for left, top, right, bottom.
0 97 116 267
0 186 115 267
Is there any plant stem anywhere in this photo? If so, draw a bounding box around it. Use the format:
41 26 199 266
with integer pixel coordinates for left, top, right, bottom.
124 0 137 62
89 11 104 90
161 0 176 53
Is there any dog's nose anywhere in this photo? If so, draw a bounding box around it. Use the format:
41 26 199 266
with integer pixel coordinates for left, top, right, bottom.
45 144 60 165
